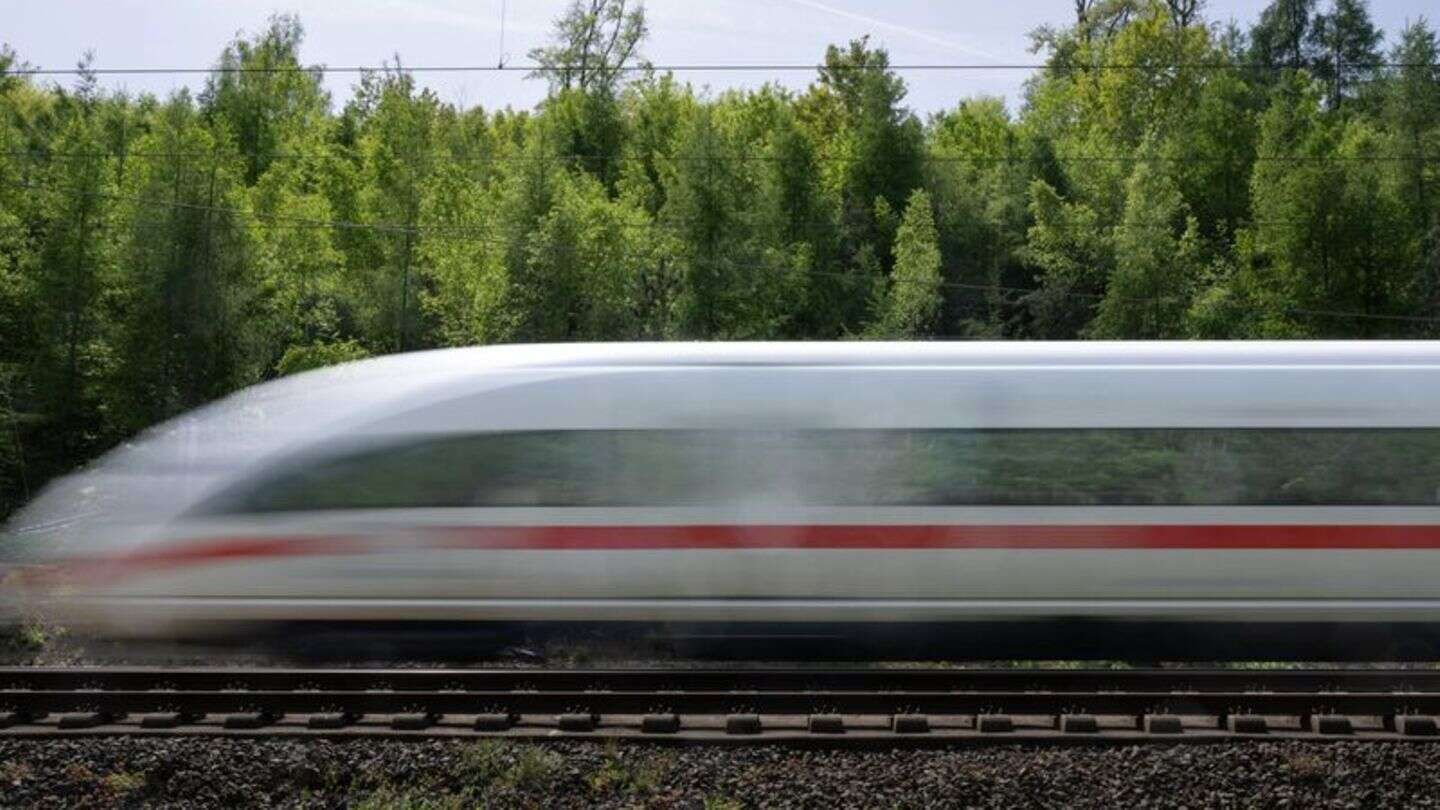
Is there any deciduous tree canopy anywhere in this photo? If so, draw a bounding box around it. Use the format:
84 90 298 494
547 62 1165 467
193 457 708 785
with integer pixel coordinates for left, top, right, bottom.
1 0 1439 516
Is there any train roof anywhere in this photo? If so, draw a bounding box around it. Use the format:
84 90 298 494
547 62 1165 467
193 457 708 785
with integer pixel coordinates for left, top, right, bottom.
310 341 1440 373
10 340 1440 544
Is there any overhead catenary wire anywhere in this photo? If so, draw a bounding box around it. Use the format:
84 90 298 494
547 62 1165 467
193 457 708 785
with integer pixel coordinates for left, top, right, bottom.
8 60 1440 76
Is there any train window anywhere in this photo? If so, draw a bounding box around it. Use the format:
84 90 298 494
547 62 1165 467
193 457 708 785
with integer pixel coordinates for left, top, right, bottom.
199 428 1440 512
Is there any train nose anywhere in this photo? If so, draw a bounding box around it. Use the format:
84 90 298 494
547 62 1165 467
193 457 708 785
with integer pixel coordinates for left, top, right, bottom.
0 535 46 627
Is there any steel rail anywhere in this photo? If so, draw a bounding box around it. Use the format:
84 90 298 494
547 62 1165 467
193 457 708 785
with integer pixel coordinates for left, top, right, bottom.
6 666 1440 692
4 667 1440 742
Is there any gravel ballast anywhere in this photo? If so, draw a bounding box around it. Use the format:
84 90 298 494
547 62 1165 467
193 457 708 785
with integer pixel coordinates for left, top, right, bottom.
2 737 1439 808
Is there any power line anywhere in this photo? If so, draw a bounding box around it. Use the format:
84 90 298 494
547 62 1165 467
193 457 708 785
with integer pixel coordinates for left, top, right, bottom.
8 61 1439 77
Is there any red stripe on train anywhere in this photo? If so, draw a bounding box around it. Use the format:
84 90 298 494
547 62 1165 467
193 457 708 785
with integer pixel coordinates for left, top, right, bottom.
50 524 1440 583
430 524 1440 550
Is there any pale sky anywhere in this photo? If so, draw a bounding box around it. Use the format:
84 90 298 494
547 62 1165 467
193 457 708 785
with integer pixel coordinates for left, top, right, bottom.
6 0 1437 114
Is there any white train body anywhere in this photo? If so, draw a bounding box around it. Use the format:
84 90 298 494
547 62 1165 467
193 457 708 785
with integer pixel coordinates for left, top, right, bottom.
9 341 1440 658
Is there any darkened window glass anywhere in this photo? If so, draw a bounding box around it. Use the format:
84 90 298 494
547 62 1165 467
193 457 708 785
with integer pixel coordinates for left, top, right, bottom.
200 429 1440 513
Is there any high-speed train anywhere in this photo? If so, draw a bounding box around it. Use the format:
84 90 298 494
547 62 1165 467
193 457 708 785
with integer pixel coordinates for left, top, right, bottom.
8 341 1440 660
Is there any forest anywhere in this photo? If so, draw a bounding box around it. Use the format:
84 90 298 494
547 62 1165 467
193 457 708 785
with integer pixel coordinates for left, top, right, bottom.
0 0 1437 517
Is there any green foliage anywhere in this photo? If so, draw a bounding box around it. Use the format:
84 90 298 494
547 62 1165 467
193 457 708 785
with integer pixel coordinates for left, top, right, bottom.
350 68 444 351
663 105 805 338
352 787 468 810
502 746 563 790
105 92 254 432
1308 0 1383 109
518 173 652 339
1384 20 1440 235
813 37 925 272
528 0 648 97
12 620 49 651
1091 149 1200 338
866 189 942 338
275 340 370 377
927 98 1030 334
201 14 329 183
1244 75 1418 335
416 162 513 345
1021 179 1111 338
1 0 1440 517
1250 0 1320 71
29 64 114 463
101 771 146 797
586 742 671 797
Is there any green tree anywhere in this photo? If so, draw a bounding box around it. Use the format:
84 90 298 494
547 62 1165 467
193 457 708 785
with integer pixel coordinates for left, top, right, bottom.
663 106 804 338
275 339 370 376
866 189 942 338
107 92 255 431
1250 0 1319 71
489 116 566 340
809 38 925 272
528 0 648 96
616 74 694 215
519 173 652 340
350 67 443 351
1245 76 1415 335
1384 19 1440 235
1164 65 1256 238
0 50 39 515
1090 152 1200 337
417 156 513 346
1308 0 1383 109
6 1 1440 520
927 97 1030 336
248 188 350 368
1021 180 1113 338
761 100 840 336
29 61 114 462
663 106 750 337
201 14 329 184
1162 0 1205 29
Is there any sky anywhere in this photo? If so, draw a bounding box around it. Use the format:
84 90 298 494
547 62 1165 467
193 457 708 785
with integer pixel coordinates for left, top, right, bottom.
6 0 1437 115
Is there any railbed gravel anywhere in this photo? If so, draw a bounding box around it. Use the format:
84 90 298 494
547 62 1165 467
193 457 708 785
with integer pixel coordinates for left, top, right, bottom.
2 737 1440 808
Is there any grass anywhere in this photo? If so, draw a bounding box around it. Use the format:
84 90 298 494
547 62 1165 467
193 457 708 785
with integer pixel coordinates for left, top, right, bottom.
1284 752 1328 784
4 618 53 652
352 741 567 808
451 739 509 788
353 787 470 810
1 603 67 660
586 740 672 797
62 762 96 784
349 742 678 807
502 746 563 791
102 771 146 796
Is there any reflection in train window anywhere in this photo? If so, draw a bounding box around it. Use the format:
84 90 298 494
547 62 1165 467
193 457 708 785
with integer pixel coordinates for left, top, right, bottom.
199 428 1440 512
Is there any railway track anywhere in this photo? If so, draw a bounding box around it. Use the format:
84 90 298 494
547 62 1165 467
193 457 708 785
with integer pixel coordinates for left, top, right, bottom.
5 667 1440 743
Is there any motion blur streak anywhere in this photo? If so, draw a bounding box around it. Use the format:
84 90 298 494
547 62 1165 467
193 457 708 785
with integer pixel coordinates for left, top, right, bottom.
8 341 1440 660
59 522 1440 584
